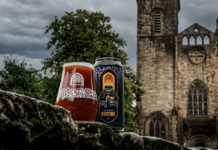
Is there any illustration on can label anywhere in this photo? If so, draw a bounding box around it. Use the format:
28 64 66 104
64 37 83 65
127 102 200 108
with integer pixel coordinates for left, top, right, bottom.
99 69 118 123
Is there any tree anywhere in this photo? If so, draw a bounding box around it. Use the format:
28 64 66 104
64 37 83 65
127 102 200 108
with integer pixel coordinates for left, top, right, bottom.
0 56 41 99
43 10 127 73
124 66 144 131
42 9 143 131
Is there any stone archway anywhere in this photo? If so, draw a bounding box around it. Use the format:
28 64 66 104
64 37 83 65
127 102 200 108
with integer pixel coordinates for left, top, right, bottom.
185 134 217 148
195 142 206 147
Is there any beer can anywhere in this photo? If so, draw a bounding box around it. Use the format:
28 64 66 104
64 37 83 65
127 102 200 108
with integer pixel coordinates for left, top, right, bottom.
94 57 124 129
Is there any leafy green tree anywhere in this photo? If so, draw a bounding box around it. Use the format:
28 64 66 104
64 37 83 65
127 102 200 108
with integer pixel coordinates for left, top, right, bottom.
42 9 143 131
43 10 127 72
0 56 41 99
124 66 144 131
39 76 60 104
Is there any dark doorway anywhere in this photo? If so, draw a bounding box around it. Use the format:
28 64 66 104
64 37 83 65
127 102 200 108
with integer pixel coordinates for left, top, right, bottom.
195 142 206 147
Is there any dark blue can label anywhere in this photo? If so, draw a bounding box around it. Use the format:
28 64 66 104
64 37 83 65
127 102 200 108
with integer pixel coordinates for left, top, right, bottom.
94 64 124 128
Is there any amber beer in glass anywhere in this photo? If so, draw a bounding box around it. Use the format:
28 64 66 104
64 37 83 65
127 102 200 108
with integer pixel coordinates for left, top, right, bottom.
56 62 97 121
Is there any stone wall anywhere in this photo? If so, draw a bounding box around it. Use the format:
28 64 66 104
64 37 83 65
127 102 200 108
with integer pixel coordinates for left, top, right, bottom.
177 24 217 119
137 36 176 141
0 90 209 150
136 0 179 37
176 23 218 147
136 0 218 148
136 0 179 141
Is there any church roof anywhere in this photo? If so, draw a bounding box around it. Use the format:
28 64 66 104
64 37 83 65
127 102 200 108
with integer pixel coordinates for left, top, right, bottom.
179 23 214 36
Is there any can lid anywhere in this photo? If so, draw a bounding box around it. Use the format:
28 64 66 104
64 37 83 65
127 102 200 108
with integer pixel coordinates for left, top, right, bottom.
95 57 120 61
63 62 94 69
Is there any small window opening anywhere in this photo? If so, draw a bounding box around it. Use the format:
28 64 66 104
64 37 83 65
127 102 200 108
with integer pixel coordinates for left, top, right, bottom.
155 122 160 137
197 36 202 45
190 36 195 45
149 122 154 136
154 12 161 33
182 36 188 45
204 94 208 115
161 122 165 139
204 36 210 45
194 28 199 33
149 119 167 139
188 93 192 115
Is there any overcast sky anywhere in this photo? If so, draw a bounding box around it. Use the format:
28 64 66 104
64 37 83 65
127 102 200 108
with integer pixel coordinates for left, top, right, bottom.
0 0 217 71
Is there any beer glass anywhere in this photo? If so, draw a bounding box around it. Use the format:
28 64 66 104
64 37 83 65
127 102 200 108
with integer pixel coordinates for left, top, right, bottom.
56 62 97 121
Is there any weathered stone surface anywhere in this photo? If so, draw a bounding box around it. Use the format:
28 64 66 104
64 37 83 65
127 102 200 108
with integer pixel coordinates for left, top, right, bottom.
75 121 121 150
136 0 218 148
0 90 78 149
119 132 144 150
143 136 188 150
0 90 213 150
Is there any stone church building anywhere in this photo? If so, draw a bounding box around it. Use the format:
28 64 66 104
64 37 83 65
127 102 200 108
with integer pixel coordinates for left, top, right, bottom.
136 0 218 148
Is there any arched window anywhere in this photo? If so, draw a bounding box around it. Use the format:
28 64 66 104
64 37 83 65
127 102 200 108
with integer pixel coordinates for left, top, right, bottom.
193 89 197 116
204 93 208 114
188 80 208 116
204 36 210 45
190 36 195 45
182 36 188 45
161 121 165 139
188 93 192 115
155 122 160 137
147 113 168 139
199 91 202 115
197 36 202 45
149 122 154 136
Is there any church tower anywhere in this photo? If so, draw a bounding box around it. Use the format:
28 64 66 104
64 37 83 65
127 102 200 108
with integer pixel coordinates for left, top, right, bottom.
136 0 180 141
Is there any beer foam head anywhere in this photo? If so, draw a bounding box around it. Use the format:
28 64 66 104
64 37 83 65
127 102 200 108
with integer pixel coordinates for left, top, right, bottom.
63 62 94 69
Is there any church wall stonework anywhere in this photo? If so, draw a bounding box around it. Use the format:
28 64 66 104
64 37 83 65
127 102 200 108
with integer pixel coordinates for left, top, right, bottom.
136 0 218 148
137 37 175 115
176 35 217 119
136 0 179 142
176 25 218 147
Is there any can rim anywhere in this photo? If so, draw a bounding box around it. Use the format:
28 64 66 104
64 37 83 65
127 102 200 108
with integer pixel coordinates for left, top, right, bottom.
95 57 120 61
63 62 94 69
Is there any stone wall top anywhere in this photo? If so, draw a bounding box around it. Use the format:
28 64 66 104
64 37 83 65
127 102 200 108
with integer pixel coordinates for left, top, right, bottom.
0 90 212 150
